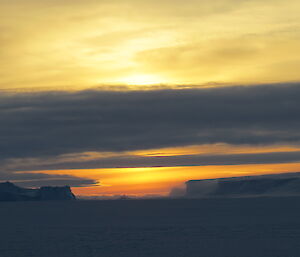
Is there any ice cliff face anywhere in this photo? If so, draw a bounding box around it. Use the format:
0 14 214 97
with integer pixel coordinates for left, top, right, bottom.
38 186 76 201
186 173 300 198
0 182 76 201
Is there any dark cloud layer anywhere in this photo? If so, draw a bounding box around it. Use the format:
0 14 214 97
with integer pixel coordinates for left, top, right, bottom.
3 151 300 172
0 170 98 188
1 83 300 160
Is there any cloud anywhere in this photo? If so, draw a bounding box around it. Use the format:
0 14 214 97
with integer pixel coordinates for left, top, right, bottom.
169 186 186 198
1 0 300 90
0 170 98 188
136 36 300 84
4 150 300 172
1 83 300 161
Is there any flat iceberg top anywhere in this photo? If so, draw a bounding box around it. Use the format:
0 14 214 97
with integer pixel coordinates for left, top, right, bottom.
186 172 300 197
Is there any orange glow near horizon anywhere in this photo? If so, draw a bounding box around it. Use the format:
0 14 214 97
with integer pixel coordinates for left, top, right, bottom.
8 143 300 196
130 144 300 157
23 162 300 196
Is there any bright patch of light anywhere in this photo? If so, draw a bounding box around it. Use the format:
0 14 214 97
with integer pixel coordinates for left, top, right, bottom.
117 74 165 86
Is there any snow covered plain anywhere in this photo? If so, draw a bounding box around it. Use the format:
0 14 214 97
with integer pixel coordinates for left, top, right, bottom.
1 197 300 257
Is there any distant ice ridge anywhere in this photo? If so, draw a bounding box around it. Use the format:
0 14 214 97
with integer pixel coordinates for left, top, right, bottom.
0 181 76 201
186 172 300 198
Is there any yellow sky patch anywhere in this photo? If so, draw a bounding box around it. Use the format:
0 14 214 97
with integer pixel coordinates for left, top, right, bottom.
0 0 300 91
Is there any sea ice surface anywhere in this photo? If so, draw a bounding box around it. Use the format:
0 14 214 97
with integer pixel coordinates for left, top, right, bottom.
0 197 299 257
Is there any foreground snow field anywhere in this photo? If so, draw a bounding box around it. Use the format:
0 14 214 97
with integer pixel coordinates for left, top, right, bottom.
1 197 300 257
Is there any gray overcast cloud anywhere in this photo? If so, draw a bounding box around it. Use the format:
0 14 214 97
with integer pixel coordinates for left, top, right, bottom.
1 83 300 160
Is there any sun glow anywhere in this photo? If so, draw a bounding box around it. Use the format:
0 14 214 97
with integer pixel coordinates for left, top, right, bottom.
116 74 166 86
26 162 300 196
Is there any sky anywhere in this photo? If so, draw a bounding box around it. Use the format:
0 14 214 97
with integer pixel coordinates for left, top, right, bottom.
1 0 300 196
